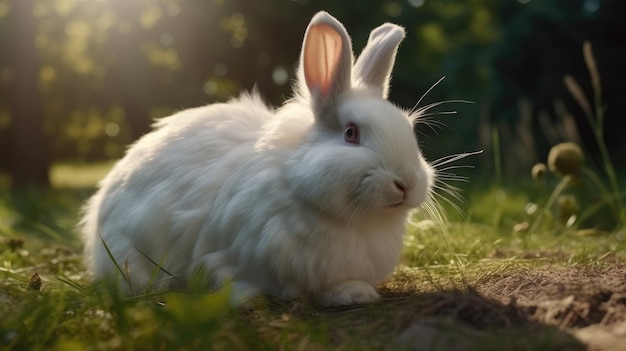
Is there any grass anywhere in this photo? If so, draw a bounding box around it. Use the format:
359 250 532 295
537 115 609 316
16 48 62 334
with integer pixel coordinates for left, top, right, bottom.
1 162 625 351
2 41 623 350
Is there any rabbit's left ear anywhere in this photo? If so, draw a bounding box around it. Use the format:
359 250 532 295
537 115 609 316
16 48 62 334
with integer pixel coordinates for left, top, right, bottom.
299 11 353 127
354 23 405 99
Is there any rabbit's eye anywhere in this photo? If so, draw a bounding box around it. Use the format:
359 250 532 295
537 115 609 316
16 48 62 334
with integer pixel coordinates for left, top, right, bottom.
344 123 359 145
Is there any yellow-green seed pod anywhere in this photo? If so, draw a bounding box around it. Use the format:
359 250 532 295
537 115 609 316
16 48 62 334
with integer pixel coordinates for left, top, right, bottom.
531 163 547 181
547 142 584 176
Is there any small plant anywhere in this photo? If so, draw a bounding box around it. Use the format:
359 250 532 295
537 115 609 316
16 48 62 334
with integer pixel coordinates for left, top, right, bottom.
528 141 620 233
546 142 584 177
525 42 625 234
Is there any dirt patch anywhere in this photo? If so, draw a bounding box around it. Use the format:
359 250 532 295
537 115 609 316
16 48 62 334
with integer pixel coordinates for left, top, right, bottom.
475 264 626 350
377 264 626 350
243 264 626 350
476 264 626 327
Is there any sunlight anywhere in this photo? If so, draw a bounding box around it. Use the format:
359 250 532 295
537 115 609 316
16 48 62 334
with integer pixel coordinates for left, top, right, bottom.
220 12 247 48
55 0 78 16
0 2 8 18
139 5 162 29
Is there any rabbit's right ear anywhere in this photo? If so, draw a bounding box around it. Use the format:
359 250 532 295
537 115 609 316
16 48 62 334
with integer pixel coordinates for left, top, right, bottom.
354 23 405 99
299 12 353 128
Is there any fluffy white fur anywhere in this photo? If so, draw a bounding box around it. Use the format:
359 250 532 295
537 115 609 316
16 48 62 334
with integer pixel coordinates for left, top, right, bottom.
81 11 434 306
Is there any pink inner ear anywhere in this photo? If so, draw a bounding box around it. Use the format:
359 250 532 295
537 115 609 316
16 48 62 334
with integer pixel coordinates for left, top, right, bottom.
303 24 342 96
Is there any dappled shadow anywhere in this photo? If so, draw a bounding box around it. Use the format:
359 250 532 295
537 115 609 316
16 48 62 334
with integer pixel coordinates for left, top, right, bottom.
257 288 585 350
258 266 626 350
381 265 625 350
378 287 585 350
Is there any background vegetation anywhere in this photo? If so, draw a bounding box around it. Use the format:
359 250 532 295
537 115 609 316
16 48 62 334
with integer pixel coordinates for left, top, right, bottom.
1 0 625 188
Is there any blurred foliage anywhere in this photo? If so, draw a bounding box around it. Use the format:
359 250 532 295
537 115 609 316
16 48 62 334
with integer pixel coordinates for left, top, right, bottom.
0 0 624 179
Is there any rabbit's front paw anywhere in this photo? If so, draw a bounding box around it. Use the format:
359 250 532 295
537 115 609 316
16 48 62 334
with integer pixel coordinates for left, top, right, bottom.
318 280 380 307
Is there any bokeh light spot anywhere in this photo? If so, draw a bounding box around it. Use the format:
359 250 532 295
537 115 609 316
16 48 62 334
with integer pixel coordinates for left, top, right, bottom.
0 3 9 18
104 122 120 137
166 3 181 16
203 81 218 95
272 66 289 85
385 2 402 17
408 0 424 8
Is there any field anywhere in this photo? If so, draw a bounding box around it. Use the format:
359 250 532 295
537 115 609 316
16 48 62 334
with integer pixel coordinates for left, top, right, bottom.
1 163 625 350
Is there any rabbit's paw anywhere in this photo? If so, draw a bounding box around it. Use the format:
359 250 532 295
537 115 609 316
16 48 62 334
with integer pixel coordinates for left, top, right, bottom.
229 281 262 308
318 280 380 307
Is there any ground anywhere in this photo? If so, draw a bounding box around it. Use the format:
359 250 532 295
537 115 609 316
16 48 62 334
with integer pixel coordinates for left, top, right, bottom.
480 264 626 350
0 166 625 350
385 263 626 350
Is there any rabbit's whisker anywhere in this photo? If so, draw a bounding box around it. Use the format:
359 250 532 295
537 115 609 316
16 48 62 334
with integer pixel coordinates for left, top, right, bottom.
412 76 447 111
436 173 470 182
430 150 483 167
413 99 474 115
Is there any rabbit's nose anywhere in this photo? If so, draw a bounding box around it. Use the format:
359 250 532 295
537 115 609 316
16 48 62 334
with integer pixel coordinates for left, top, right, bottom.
392 180 407 197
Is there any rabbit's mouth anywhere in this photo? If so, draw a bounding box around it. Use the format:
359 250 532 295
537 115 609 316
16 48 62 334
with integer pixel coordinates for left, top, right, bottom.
381 193 407 209
387 200 407 209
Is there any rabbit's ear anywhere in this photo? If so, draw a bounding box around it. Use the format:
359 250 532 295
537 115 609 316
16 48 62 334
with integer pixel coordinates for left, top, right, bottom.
300 12 353 126
354 23 405 99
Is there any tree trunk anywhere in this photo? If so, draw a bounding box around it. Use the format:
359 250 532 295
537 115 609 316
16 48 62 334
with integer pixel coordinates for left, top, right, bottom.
8 0 50 189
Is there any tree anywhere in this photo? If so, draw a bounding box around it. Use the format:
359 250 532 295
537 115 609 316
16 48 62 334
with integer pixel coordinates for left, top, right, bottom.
8 0 49 189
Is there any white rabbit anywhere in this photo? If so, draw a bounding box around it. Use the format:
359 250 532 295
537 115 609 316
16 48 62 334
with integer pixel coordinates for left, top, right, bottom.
80 11 434 306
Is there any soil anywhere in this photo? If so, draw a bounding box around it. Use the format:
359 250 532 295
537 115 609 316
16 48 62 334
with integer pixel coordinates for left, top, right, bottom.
376 264 626 350
476 264 626 351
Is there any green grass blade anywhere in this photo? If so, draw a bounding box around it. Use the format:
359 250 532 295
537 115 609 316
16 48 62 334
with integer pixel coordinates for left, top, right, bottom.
99 233 132 293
